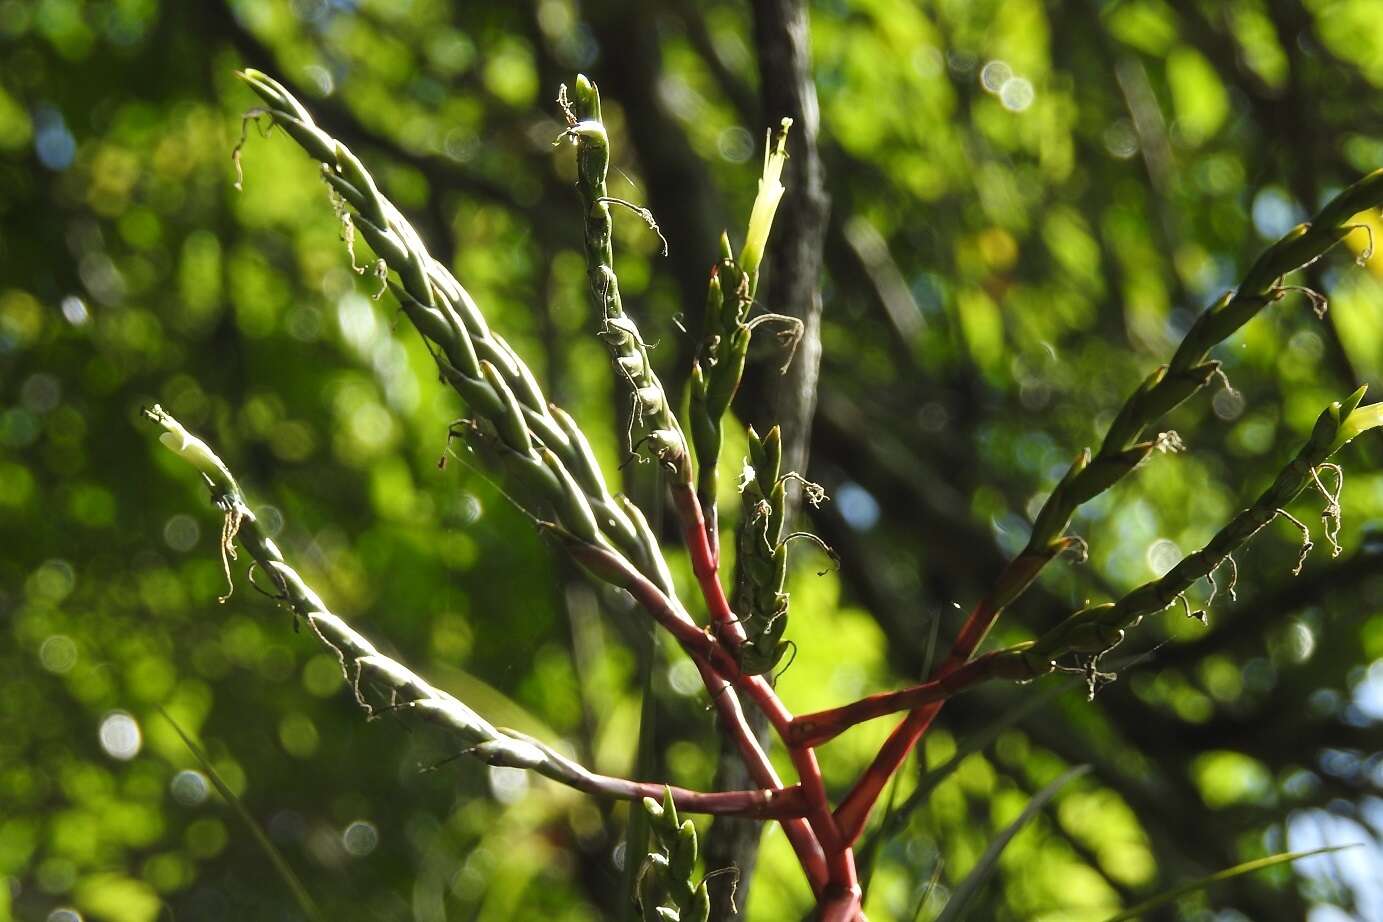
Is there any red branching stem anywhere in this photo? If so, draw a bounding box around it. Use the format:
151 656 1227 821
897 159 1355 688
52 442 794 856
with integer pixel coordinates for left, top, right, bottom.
835 594 1003 844
692 657 829 890
671 482 743 637
834 550 1054 843
835 700 944 845
670 485 855 897
562 535 831 888
747 672 850 874
818 882 864 922
785 653 1000 748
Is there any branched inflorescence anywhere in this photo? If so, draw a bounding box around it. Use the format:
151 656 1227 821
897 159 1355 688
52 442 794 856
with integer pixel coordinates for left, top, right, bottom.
135 70 1383 921
831 168 1383 845
559 77 689 480
143 405 803 821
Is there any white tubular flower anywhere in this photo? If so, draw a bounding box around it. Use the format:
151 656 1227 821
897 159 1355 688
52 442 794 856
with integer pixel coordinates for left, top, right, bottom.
738 117 793 281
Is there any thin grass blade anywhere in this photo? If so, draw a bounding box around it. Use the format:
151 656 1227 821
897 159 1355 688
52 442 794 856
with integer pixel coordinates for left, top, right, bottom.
160 707 324 922
911 857 945 922
1099 844 1360 922
933 764 1090 922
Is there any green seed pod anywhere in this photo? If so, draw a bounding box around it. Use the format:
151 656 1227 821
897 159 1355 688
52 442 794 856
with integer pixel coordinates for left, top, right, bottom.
746 426 765 476
1032 603 1116 657
760 426 783 484
572 73 603 121
705 325 750 419
437 364 504 419
1102 366 1165 452
319 167 370 218
765 479 787 549
1061 621 1126 654
659 788 680 833
638 856 669 922
987 644 1048 680
1240 223 1312 294
737 635 790 676
1140 361 1219 422
1029 448 1090 548
1260 224 1353 292
395 226 435 307
1074 444 1154 502
239 69 312 123
702 267 726 344
349 210 409 268
390 286 448 349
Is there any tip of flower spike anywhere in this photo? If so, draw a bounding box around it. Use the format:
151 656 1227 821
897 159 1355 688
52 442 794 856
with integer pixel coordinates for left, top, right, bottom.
234 69 312 124
1332 387 1383 452
236 69 277 96
1344 384 1369 417
572 74 601 120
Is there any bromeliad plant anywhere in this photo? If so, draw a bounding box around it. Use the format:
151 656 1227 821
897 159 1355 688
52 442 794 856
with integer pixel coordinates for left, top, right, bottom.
141 69 1383 920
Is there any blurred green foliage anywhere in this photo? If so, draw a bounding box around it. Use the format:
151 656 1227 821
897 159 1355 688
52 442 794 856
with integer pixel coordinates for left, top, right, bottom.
3 1 1383 920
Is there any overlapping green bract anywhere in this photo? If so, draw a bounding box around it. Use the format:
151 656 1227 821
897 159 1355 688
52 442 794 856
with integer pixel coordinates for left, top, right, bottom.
638 790 712 922
988 386 1383 684
982 166 1383 639
236 68 677 599
689 242 751 553
731 426 792 675
562 76 690 482
144 406 566 775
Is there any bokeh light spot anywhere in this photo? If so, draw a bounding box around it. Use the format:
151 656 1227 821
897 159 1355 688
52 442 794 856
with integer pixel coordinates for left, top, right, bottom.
99 711 142 761
342 820 379 857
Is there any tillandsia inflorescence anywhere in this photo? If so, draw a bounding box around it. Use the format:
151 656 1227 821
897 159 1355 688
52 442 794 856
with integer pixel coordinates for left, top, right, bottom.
688 119 801 561
732 426 793 676
638 789 715 922
135 68 1383 921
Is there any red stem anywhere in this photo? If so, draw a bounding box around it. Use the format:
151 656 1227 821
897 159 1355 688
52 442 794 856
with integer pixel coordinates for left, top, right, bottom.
670 485 858 903
834 550 1052 843
672 483 742 637
835 594 1003 844
785 653 1000 748
693 657 829 891
563 536 830 889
